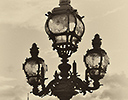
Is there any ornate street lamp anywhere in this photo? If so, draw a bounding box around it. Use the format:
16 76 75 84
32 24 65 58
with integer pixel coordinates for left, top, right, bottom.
23 0 110 100
84 34 110 90
23 43 48 95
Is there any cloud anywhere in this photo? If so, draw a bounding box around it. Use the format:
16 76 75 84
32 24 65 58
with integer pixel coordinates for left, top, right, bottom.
99 73 128 100
13 97 22 100
0 74 29 100
84 3 126 23
40 48 58 59
0 0 59 31
70 73 128 100
0 0 46 31
0 85 14 91
103 5 125 17
0 84 29 100
0 76 16 82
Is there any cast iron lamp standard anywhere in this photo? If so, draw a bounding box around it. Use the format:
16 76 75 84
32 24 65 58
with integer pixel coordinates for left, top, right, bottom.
45 0 85 82
23 0 110 100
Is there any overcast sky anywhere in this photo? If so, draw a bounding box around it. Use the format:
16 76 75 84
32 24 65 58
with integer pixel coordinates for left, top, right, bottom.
0 0 128 100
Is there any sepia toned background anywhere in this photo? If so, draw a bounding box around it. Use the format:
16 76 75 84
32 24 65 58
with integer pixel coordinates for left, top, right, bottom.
0 0 128 100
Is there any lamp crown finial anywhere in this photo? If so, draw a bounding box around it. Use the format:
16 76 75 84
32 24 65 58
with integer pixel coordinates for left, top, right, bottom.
59 0 71 6
30 43 39 58
92 34 102 49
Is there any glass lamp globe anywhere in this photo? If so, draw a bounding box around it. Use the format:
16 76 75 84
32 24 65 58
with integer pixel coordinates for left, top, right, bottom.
23 58 47 86
85 51 109 80
45 2 85 58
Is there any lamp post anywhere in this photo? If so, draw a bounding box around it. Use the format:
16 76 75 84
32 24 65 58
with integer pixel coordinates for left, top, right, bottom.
23 0 110 100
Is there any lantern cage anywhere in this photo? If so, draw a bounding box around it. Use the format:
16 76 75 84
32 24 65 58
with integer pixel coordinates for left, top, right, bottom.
84 49 109 81
23 43 47 87
45 3 85 58
84 34 110 81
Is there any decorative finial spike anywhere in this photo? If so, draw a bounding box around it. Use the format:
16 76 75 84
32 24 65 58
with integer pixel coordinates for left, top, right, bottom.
73 60 77 75
59 0 71 6
92 34 102 49
30 43 39 58
31 43 39 49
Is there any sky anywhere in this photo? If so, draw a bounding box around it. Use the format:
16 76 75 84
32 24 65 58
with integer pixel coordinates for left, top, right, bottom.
0 0 128 100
